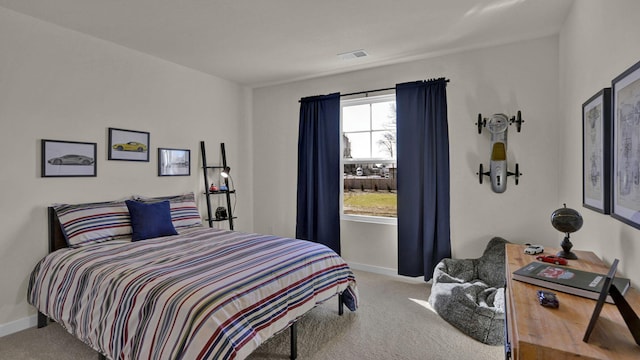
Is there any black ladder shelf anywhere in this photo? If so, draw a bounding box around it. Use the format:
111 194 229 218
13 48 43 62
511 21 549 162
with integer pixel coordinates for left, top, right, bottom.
200 141 235 230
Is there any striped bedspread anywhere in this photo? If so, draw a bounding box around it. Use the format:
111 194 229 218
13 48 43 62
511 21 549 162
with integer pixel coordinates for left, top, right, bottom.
28 228 358 360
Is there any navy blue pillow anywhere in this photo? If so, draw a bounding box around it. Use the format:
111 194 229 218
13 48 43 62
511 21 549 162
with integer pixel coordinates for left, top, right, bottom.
125 200 178 241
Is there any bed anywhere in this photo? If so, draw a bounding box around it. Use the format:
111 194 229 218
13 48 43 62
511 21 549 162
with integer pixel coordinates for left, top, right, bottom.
27 194 358 360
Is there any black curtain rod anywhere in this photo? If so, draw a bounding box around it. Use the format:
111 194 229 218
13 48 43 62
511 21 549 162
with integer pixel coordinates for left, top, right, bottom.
341 78 450 98
299 78 449 102
340 87 395 97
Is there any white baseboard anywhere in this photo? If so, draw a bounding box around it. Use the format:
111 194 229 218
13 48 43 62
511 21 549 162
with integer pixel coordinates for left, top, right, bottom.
0 314 37 338
348 262 426 284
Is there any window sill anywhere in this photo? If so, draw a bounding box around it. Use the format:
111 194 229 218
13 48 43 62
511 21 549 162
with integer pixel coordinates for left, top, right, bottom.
341 214 397 225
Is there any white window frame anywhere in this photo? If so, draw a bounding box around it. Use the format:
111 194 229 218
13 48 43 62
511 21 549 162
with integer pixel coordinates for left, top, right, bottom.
340 94 397 225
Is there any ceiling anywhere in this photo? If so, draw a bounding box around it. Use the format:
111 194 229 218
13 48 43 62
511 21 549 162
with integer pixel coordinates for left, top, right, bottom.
0 0 574 87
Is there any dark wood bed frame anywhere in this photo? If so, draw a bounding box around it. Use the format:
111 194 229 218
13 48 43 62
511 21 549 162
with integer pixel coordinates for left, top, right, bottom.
40 207 346 360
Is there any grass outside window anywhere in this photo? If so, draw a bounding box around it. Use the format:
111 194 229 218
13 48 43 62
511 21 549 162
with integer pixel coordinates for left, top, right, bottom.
343 191 397 218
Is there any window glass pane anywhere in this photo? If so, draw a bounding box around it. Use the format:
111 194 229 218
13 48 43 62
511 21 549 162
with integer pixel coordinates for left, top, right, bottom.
372 130 395 159
344 132 370 159
343 160 396 218
343 104 371 132
371 101 395 130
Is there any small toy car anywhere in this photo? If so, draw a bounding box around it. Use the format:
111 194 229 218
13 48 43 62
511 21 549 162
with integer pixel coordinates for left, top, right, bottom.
536 255 568 265
524 244 544 255
537 290 559 308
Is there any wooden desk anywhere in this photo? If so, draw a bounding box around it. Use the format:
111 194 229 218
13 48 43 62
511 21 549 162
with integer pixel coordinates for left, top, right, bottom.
505 244 640 359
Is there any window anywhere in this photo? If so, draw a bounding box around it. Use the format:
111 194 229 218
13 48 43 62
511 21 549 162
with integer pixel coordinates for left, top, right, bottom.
341 94 396 222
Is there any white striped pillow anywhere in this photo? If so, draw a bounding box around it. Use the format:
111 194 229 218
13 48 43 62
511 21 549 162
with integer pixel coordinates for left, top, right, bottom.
134 192 203 231
53 201 132 247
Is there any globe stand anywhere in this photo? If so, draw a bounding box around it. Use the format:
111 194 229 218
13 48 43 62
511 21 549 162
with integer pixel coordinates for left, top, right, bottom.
551 204 582 260
556 233 578 260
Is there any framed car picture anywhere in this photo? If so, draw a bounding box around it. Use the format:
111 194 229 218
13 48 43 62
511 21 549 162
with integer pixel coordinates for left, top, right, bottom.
158 148 191 176
582 88 611 214
108 127 150 162
611 59 640 229
42 139 97 177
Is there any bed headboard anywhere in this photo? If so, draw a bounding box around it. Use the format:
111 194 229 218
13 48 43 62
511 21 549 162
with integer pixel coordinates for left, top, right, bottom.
48 207 68 252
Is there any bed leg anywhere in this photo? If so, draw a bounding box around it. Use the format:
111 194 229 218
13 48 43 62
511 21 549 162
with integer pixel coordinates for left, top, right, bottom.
338 292 344 316
37 311 48 328
290 322 297 360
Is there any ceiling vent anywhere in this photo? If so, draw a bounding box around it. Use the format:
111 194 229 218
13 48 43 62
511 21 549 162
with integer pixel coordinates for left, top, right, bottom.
338 49 368 60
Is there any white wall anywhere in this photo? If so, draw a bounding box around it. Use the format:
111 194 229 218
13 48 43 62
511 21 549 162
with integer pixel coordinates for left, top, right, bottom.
253 36 561 274
0 7 253 333
558 0 640 286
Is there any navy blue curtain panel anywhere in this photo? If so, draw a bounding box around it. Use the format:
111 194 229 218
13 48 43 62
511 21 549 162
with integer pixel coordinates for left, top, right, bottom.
396 79 451 281
296 93 341 254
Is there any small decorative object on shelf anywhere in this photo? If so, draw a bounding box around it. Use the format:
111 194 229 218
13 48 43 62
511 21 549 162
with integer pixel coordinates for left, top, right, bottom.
537 290 559 308
221 166 231 178
215 207 228 221
536 255 568 266
524 244 544 255
550 204 583 259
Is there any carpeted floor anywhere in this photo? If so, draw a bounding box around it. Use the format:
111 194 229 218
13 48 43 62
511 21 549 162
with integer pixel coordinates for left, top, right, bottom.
0 270 503 360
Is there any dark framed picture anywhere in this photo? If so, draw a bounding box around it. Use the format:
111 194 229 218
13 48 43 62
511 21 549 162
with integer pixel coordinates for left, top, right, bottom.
108 127 150 162
582 88 611 214
158 148 191 176
611 59 640 229
41 139 97 177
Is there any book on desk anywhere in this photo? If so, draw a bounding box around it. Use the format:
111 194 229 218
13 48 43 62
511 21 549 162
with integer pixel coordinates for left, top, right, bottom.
512 261 631 303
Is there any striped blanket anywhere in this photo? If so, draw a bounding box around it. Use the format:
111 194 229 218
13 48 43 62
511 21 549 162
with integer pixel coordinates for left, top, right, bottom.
28 228 358 360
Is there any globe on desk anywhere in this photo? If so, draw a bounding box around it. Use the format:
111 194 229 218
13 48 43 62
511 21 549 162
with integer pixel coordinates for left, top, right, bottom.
550 204 583 259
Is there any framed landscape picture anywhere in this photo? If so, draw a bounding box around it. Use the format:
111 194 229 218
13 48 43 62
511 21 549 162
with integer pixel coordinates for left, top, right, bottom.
108 127 150 162
42 139 97 177
611 59 640 229
582 88 611 214
158 148 191 176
